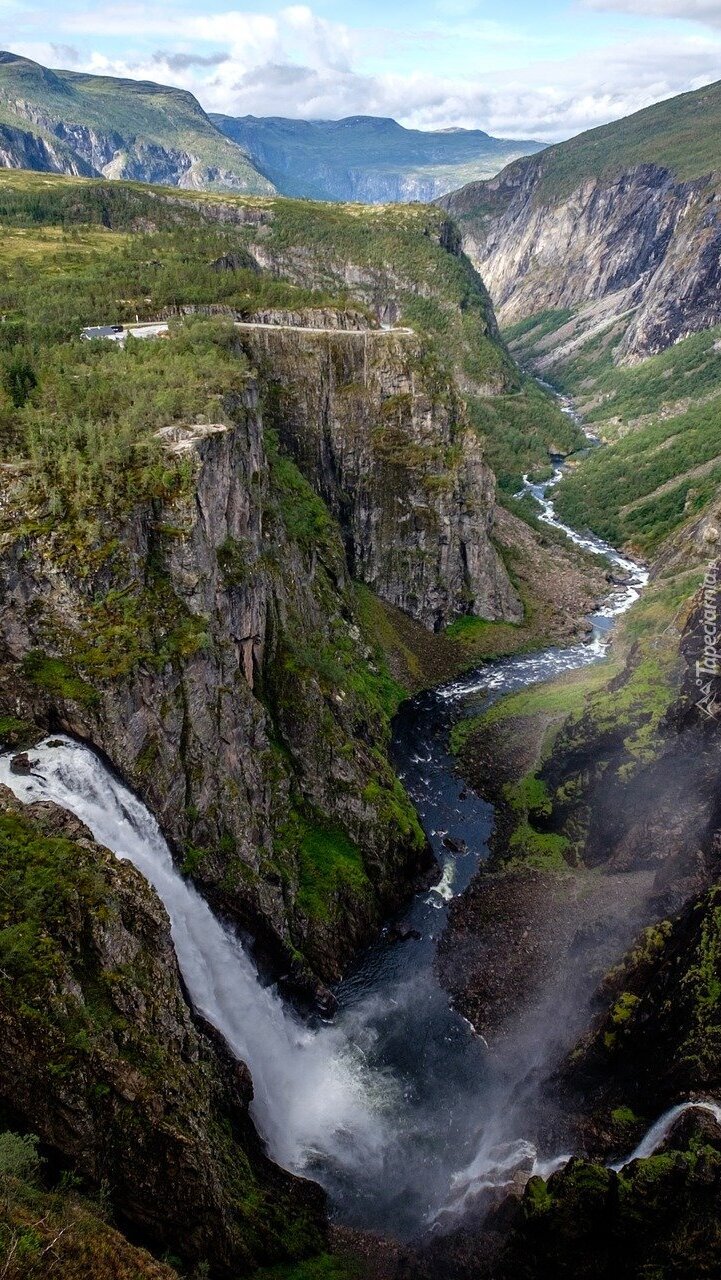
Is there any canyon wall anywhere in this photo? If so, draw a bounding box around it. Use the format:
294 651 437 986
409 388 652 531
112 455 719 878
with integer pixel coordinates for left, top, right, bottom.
0 330 519 991
442 160 721 363
238 326 520 630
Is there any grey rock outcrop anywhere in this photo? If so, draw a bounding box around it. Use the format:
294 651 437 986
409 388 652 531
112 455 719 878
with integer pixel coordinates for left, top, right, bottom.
442 161 721 363
0 120 94 175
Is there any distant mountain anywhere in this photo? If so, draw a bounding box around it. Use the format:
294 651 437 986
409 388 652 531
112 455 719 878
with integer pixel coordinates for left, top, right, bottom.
0 51 274 194
210 113 545 203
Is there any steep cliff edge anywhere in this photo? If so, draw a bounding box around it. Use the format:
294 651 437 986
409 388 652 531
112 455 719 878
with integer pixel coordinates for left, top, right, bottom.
237 325 520 629
0 786 325 1275
440 78 721 363
0 353 432 989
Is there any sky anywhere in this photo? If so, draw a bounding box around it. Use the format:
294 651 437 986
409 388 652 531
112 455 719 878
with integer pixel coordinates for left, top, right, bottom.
4 0 721 140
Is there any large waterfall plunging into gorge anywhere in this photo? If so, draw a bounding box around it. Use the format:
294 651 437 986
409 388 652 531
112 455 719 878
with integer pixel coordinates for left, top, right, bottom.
0 738 392 1178
2 465 703 1237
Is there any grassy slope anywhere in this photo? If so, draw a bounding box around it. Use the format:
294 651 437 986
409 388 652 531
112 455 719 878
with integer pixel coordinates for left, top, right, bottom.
510 312 721 554
528 77 721 197
453 567 700 872
0 1142 179 1280
0 51 274 193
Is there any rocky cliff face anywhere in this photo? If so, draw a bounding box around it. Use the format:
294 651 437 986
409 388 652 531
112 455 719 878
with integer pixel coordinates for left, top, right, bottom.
0 110 269 191
441 160 721 363
0 51 274 194
0 377 444 990
237 326 520 630
0 121 94 175
0 787 325 1275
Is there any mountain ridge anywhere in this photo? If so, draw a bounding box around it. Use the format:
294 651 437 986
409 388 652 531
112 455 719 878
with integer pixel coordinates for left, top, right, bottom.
439 76 721 361
0 49 275 193
210 110 544 202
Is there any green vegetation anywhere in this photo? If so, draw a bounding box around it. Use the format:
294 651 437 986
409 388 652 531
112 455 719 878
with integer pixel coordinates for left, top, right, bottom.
466 374 584 492
504 308 574 345
505 821 570 871
510 1142 721 1277
0 717 37 748
681 889 721 1079
0 167 582 497
266 432 337 554
294 819 371 923
20 652 99 706
0 1128 178 1279
253 1254 360 1280
445 614 496 643
452 564 692 881
0 809 108 999
1 313 251 520
554 387 721 551
516 314 721 554
610 1105 641 1138
554 322 721 426
450 661 615 757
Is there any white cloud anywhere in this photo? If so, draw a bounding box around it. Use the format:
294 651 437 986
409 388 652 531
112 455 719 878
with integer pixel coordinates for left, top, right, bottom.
12 5 721 140
582 0 721 26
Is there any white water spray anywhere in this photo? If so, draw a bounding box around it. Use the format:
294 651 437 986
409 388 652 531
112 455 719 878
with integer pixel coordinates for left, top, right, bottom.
0 738 391 1178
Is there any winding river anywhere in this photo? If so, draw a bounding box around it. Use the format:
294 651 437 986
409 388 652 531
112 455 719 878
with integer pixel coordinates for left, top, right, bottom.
4 458 707 1244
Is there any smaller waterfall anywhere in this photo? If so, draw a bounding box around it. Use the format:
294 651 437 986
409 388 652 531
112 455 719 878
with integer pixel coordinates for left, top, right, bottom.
612 1100 721 1170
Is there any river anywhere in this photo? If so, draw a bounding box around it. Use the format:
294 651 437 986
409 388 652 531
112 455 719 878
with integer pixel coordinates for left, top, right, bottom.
0 462 678 1242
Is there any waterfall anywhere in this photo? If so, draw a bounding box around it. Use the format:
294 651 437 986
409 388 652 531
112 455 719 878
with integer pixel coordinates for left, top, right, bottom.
0 737 391 1179
2 734 720 1234
611 1100 721 1170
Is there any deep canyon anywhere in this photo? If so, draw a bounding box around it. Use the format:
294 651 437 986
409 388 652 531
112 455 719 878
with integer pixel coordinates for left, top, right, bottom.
1 74 721 1280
